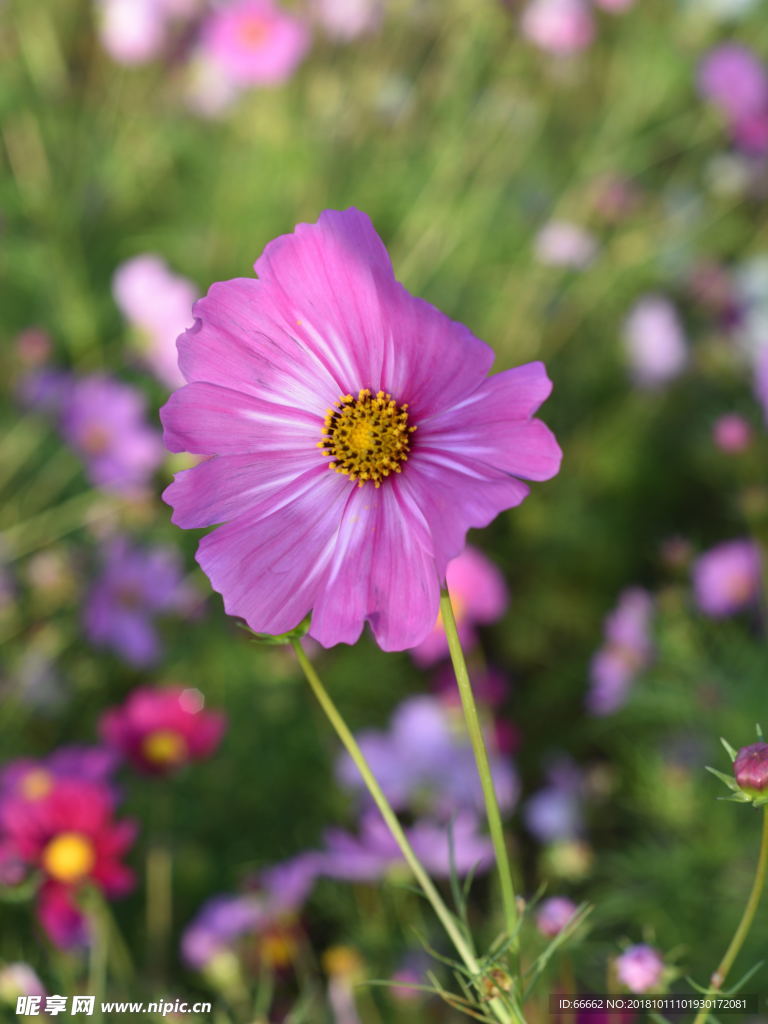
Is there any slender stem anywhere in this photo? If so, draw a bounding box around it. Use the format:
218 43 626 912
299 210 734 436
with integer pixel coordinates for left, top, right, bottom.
692 806 768 1024
439 588 519 947
289 638 517 1024
86 889 109 1024
146 789 173 986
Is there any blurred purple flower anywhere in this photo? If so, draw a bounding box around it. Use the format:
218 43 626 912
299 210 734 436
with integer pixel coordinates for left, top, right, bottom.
587 588 654 716
524 757 585 843
84 538 195 666
182 894 265 968
698 44 768 123
59 374 164 495
309 0 381 40
18 369 71 414
623 296 687 389
318 810 493 882
337 695 518 819
201 0 310 87
521 0 595 56
534 221 597 269
0 839 28 887
615 945 665 993
410 546 508 666
692 539 761 617
593 0 634 9
182 851 318 969
536 895 578 936
113 255 197 389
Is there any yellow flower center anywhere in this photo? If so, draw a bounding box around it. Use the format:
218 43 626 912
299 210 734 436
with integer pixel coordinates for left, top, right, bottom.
258 928 298 969
318 389 416 488
42 832 96 884
20 769 53 801
142 729 188 766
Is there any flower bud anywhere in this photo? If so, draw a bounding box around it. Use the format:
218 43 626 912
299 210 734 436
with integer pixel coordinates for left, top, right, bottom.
734 742 768 800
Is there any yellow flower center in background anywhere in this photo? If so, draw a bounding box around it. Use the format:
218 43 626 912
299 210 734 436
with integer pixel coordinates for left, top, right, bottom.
142 729 188 766
42 832 96 884
259 928 298 969
319 389 416 487
20 769 53 801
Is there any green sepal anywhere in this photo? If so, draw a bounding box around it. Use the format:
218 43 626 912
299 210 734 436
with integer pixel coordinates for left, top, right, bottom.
720 737 739 763
239 615 312 646
706 765 742 791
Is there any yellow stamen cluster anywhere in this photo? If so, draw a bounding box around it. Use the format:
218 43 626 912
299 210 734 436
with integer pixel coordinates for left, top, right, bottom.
318 389 415 488
142 729 188 766
42 832 96 884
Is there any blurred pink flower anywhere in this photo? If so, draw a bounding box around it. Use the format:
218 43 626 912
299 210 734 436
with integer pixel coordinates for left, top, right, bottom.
615 945 665 993
161 209 561 651
0 964 46 1003
309 0 381 40
100 685 226 776
623 295 687 389
410 546 508 665
96 0 167 64
113 255 197 389
536 895 578 936
593 0 634 9
692 539 761 618
201 0 310 87
521 0 595 56
712 414 752 453
534 221 597 269
1 779 136 947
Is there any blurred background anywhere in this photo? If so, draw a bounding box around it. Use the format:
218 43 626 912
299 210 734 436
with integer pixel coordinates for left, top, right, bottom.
2 0 768 1020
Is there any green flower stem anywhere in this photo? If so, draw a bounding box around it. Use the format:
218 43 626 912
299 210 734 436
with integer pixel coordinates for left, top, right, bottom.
85 889 109 1024
692 806 768 1024
290 638 517 1024
439 588 519 948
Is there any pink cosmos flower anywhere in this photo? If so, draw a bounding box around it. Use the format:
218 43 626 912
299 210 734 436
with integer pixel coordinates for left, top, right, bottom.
615 944 665 994
410 546 508 665
1 778 136 947
100 685 227 776
536 895 578 936
113 255 197 389
96 0 167 64
698 45 768 125
587 587 654 716
692 539 762 618
201 0 310 87
520 0 595 56
712 414 752 453
0 964 46 1004
161 209 561 651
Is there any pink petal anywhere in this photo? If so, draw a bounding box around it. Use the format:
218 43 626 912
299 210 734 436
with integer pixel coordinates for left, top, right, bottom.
195 467 349 635
254 209 495 414
310 480 439 650
419 363 562 481
164 450 322 528
161 381 321 455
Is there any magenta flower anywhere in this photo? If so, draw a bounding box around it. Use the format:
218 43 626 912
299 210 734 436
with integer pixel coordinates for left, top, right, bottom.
712 414 752 453
84 538 195 666
410 546 508 665
0 747 118 810
733 742 768 798
100 685 226 775
59 374 164 495
615 945 665 994
693 539 762 618
587 587 654 716
201 0 310 87
1 778 136 948
161 209 561 651
520 0 595 56
113 255 197 389
536 896 578 937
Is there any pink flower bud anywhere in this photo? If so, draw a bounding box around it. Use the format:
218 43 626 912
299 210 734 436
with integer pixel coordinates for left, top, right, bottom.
734 742 768 798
